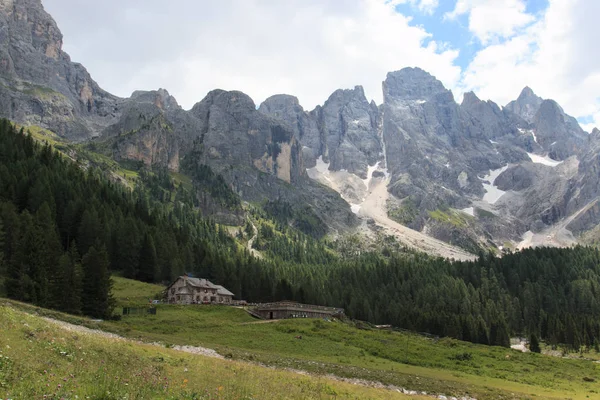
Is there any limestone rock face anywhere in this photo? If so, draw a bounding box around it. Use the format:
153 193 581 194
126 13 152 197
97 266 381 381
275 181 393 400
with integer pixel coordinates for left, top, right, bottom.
382 68 498 210
258 94 322 168
4 0 600 248
190 89 304 185
0 0 120 140
260 86 381 178
505 87 544 123
532 99 587 160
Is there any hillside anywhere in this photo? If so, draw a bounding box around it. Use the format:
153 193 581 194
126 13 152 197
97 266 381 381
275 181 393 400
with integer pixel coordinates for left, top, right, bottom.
0 302 425 400
4 284 600 399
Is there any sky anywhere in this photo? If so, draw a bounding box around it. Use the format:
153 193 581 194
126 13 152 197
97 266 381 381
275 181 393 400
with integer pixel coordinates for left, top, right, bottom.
43 0 599 132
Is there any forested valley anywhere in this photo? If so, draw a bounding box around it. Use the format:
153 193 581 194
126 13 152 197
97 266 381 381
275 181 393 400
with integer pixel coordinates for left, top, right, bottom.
1 119 600 352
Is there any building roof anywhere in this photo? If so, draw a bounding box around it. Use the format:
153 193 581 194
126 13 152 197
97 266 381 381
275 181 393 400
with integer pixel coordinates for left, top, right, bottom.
215 285 234 297
186 277 220 290
167 276 235 297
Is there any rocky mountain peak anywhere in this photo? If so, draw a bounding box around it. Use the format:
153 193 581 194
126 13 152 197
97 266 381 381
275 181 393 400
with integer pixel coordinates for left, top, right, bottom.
130 88 179 111
192 89 256 118
519 86 536 99
461 91 482 107
383 67 450 103
258 94 303 117
326 85 367 104
505 86 544 123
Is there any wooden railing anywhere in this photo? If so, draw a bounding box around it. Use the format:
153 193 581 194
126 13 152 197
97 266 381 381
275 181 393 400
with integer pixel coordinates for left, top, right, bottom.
251 301 343 314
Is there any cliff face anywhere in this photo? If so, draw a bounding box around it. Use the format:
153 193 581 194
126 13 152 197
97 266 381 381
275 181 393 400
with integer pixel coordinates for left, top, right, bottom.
0 0 120 140
3 0 600 250
260 86 381 178
0 0 357 234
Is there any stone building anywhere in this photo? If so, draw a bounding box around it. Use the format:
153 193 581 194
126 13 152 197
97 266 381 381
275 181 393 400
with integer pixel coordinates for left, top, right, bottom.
166 276 234 305
249 301 344 320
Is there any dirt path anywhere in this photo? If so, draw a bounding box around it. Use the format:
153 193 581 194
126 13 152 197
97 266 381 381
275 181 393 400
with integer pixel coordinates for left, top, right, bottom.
359 177 477 261
247 220 263 259
41 316 223 359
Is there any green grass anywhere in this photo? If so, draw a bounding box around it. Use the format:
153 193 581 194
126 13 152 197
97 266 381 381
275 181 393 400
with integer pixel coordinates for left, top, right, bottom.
0 303 419 399
73 144 140 186
112 276 166 307
427 209 472 228
6 277 600 399
13 123 64 148
170 170 194 190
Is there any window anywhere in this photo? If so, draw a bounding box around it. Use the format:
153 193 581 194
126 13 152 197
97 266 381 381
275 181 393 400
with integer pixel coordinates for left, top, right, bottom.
204 289 207 293
171 288 175 295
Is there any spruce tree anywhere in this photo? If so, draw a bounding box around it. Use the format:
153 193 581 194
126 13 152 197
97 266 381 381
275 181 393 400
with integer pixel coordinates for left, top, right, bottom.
8 211 38 302
530 332 541 353
137 232 158 283
55 242 83 314
34 202 62 307
81 243 114 319
0 219 4 277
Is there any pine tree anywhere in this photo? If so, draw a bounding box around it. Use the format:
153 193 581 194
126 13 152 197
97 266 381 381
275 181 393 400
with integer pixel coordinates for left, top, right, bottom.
8 211 38 302
0 219 5 277
137 232 158 283
530 332 541 353
81 243 114 319
33 202 62 307
77 208 103 257
114 217 140 278
55 243 83 314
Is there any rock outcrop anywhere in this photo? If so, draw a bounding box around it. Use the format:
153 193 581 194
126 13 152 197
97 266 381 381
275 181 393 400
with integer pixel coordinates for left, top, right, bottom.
0 0 120 140
260 85 381 178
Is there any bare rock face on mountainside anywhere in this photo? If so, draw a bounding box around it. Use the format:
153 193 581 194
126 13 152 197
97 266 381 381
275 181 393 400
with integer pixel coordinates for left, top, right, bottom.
260 85 382 178
0 0 120 139
1 0 600 253
0 0 357 234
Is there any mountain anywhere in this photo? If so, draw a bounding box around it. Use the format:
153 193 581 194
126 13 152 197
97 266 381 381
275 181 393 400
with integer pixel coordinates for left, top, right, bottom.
0 0 120 139
1 0 599 256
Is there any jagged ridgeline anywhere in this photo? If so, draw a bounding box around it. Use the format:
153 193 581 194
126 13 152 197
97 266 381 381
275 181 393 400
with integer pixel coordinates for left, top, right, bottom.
3 121 600 350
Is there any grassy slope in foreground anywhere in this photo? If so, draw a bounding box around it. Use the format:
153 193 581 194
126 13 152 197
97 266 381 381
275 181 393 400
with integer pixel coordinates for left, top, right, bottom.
0 303 423 400
8 276 597 399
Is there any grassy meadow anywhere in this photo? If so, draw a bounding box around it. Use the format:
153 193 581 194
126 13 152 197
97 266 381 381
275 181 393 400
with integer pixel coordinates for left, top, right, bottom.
0 303 424 399
3 277 600 399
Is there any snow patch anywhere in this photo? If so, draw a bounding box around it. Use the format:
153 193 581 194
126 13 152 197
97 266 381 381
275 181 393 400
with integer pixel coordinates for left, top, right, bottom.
313 156 330 174
480 165 509 204
415 99 427 104
527 153 562 167
444 162 450 168
531 130 538 144
489 139 498 144
362 162 380 191
461 207 475 216
306 156 333 182
350 204 361 214
519 128 538 144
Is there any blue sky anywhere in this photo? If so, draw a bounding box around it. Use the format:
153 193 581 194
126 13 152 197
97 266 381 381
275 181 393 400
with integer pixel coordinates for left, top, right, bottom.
394 0 550 70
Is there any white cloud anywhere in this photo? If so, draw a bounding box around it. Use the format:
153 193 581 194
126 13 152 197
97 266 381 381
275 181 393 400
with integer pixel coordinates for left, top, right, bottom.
446 0 535 44
43 0 459 110
392 0 439 15
459 0 600 131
